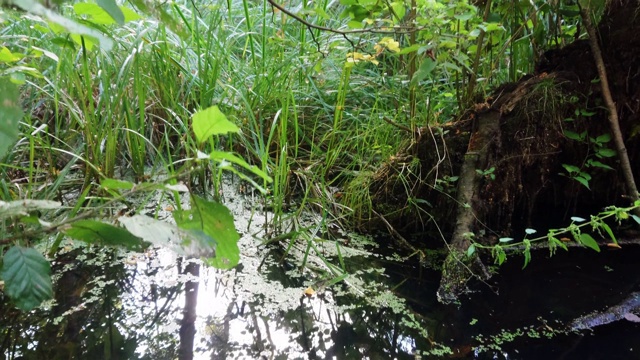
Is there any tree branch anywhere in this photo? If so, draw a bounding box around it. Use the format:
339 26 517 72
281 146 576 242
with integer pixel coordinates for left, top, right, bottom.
579 5 640 216
266 0 427 36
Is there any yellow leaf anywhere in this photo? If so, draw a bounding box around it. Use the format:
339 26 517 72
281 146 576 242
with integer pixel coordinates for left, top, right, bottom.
304 287 315 297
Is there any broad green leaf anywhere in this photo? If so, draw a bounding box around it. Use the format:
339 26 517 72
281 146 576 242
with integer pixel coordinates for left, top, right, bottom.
174 196 240 269
347 20 363 28
481 22 504 32
0 79 23 159
596 148 616 158
118 215 215 257
578 233 600 252
454 11 474 21
398 44 420 55
0 47 22 63
587 160 613 170
595 133 611 143
1 246 52 311
100 178 134 190
209 150 273 183
390 1 405 20
51 37 77 49
192 105 239 143
466 243 475 257
71 33 96 51
0 199 61 219
11 0 113 50
74 2 123 25
571 216 586 222
525 228 536 235
75 3 139 23
410 58 436 87
574 176 591 189
97 0 124 24
63 220 146 250
10 72 26 84
631 214 640 225
498 237 514 243
564 130 583 141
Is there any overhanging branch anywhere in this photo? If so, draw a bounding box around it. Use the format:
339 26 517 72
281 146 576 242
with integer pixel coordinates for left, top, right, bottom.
266 0 427 36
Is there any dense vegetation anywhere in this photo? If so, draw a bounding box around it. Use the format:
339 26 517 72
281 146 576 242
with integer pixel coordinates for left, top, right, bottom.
1 0 639 318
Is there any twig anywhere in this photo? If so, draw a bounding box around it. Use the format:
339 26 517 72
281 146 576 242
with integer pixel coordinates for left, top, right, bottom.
382 116 413 133
266 0 427 35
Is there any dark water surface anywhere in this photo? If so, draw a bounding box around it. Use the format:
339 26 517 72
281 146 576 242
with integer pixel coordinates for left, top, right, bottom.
1 195 639 360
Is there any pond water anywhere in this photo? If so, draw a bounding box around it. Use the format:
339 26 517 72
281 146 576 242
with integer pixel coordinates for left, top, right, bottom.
1 180 639 359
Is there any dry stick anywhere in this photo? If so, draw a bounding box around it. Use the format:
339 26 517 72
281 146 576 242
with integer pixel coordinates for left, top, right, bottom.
579 7 640 216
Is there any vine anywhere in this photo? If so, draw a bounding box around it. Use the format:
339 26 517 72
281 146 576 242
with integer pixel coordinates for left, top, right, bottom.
467 201 640 269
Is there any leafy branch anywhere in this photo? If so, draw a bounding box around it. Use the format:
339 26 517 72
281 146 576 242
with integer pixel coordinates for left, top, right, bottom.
468 201 640 269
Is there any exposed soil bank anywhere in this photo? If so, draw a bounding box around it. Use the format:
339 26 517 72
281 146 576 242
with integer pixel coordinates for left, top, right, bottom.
355 1 640 302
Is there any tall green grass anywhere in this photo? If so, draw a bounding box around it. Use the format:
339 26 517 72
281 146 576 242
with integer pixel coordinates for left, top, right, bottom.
2 0 542 270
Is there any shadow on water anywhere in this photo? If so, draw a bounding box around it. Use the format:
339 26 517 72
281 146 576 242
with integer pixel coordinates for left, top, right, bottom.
1 194 640 359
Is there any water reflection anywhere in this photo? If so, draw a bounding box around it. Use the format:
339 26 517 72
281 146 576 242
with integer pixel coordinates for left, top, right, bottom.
2 183 639 359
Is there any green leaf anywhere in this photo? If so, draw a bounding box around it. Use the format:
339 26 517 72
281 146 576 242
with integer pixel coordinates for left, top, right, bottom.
466 244 476 257
118 215 214 257
631 214 640 225
12 0 113 50
498 237 514 242
389 1 405 20
579 109 596 116
596 148 616 158
174 196 240 269
599 222 617 243
481 22 504 32
579 233 600 252
595 133 611 143
1 246 53 311
74 2 120 25
63 220 146 250
574 176 591 189
410 58 437 87
0 79 23 159
524 228 537 235
97 0 125 24
209 151 273 183
571 216 586 222
100 178 134 190
522 240 531 269
192 106 239 143
454 11 474 21
0 47 22 63
548 235 568 254
0 199 61 219
347 20 363 28
397 44 420 55
587 160 613 170
564 130 584 141
562 164 580 173
492 245 506 265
